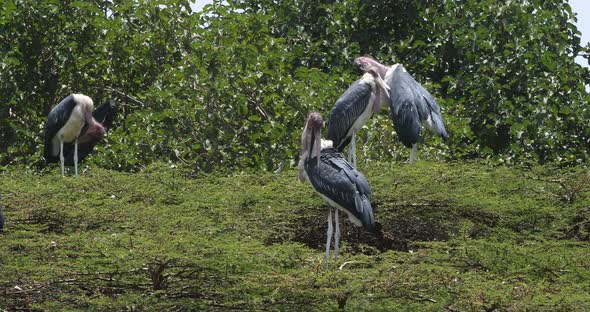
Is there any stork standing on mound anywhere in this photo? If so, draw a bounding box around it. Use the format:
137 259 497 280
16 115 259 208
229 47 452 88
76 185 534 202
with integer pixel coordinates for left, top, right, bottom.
44 94 106 176
298 112 375 268
326 71 390 166
355 57 448 163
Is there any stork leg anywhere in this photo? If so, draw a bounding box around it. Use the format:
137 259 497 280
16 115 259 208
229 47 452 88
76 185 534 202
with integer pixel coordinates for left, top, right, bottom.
349 131 357 166
352 132 357 166
74 138 79 176
347 132 353 163
408 144 418 164
333 209 341 264
60 140 65 176
325 206 333 270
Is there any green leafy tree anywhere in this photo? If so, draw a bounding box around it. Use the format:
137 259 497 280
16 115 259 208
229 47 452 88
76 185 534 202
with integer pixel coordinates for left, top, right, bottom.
1 0 589 171
239 0 590 164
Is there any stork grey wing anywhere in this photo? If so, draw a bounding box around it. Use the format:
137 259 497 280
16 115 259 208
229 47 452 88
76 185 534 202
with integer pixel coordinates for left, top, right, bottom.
305 148 375 231
421 94 448 141
328 153 371 198
44 95 79 162
388 71 422 148
326 78 374 151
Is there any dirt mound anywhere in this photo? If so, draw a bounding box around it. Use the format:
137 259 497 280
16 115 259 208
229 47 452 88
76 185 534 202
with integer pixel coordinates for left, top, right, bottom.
266 200 495 254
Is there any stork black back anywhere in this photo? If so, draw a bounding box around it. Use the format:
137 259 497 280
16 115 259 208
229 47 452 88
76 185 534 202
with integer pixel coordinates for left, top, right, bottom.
327 79 373 152
388 65 424 148
305 148 375 232
388 65 448 146
44 95 79 163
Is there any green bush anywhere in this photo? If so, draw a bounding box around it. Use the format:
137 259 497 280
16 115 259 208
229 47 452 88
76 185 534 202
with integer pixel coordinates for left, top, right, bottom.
1 0 589 171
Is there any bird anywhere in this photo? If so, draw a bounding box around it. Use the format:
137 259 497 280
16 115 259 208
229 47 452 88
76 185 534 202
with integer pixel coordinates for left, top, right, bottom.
298 112 375 268
44 94 107 176
61 99 117 166
326 71 390 166
354 56 448 163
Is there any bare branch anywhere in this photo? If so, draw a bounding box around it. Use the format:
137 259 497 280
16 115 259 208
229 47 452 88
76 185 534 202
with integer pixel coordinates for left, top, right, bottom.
93 86 146 108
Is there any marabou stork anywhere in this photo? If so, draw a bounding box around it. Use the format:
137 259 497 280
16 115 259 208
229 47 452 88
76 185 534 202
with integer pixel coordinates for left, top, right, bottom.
44 94 107 176
355 57 448 163
298 112 375 268
326 71 390 166
61 99 117 166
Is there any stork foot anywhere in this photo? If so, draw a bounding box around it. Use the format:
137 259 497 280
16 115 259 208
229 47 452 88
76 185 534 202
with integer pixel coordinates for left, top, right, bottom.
403 158 416 164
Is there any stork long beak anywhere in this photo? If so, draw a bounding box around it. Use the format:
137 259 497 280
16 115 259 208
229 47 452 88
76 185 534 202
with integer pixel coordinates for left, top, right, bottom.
300 112 323 176
375 73 390 96
314 127 322 167
301 119 311 156
299 119 312 183
298 164 307 183
370 70 391 113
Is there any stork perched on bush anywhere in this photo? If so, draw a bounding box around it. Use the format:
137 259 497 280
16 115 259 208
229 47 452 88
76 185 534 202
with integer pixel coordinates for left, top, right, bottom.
355 57 448 163
44 94 111 176
298 112 375 268
326 71 390 166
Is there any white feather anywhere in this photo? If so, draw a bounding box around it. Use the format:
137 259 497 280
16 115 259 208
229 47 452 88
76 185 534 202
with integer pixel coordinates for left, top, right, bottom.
320 139 333 149
50 94 94 156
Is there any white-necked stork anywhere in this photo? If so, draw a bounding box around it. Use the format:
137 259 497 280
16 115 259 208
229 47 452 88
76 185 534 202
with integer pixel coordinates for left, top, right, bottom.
44 94 107 176
298 112 375 268
355 57 448 163
60 99 116 166
326 71 389 166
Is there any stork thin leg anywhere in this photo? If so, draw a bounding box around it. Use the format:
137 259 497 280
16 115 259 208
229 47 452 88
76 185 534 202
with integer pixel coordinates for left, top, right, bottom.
409 144 418 164
334 209 341 264
348 131 357 166
352 132 357 166
60 141 65 176
347 132 353 163
74 138 79 176
325 207 333 270
347 145 351 162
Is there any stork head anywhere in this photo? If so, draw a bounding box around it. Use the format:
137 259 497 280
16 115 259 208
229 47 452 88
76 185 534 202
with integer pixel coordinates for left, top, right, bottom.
89 120 106 139
79 111 107 143
299 112 323 181
354 56 389 78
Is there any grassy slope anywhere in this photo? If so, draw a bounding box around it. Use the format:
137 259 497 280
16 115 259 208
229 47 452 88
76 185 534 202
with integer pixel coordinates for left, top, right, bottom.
1 161 589 311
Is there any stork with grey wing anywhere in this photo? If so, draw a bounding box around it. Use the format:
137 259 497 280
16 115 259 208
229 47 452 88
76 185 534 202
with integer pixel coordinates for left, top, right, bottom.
355 57 448 163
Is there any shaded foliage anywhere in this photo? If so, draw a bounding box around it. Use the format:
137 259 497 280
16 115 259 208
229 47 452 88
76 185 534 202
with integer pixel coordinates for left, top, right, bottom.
0 0 589 171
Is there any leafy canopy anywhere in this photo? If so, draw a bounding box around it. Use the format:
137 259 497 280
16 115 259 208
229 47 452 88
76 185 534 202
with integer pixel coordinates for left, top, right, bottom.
0 0 588 170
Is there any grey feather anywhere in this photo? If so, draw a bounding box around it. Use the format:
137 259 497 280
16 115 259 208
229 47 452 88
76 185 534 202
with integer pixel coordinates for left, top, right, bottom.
305 148 375 231
327 80 374 151
43 95 79 162
388 64 448 146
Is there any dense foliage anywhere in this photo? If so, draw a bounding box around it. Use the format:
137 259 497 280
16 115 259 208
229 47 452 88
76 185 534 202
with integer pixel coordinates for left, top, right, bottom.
1 0 589 171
